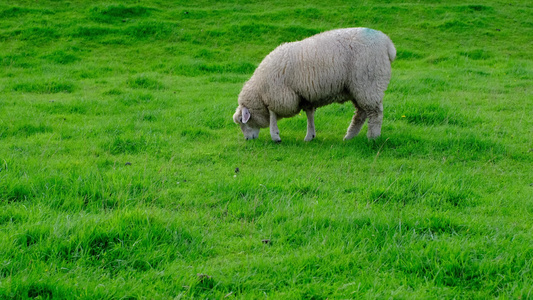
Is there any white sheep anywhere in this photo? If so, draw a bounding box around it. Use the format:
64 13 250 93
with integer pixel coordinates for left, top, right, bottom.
233 27 396 142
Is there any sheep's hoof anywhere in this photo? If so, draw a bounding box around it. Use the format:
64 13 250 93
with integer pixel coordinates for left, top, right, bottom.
304 135 315 142
343 134 355 141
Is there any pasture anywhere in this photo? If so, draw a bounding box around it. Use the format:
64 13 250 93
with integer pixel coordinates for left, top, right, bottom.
0 0 532 298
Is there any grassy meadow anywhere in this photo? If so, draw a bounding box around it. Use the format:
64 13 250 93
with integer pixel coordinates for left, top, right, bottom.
1 0 532 298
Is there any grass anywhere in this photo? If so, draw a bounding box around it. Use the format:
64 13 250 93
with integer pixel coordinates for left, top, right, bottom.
0 0 532 299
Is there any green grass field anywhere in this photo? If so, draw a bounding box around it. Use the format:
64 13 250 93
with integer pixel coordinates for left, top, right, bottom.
1 0 532 298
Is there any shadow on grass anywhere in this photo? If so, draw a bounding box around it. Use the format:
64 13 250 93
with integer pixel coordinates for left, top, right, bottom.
304 131 508 162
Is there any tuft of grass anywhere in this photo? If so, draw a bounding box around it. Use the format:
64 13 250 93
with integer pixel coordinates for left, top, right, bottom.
458 49 493 60
0 6 54 18
0 53 36 68
123 21 175 39
41 50 80 64
12 26 61 42
71 25 117 39
89 5 154 23
171 61 257 76
118 91 153 105
126 74 164 90
401 103 471 126
12 80 75 93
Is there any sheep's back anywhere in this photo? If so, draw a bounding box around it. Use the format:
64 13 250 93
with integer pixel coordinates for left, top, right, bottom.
252 28 393 114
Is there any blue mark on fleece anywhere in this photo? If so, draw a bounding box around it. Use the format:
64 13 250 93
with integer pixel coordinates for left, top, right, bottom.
363 27 378 36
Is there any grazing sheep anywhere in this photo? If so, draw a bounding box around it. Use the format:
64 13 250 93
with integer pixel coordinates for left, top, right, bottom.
233 27 396 142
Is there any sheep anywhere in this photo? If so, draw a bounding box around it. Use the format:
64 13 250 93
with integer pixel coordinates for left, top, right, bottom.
233 27 396 142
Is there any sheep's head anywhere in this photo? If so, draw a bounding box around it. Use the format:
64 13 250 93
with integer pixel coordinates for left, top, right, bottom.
233 106 260 140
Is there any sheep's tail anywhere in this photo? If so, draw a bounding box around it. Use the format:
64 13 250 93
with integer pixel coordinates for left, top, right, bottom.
386 38 396 62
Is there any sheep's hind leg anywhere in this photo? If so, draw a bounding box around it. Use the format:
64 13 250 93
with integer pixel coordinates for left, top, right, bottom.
344 108 367 140
269 110 281 143
366 105 383 139
304 108 316 141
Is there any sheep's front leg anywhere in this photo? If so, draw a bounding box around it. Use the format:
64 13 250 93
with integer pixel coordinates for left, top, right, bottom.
304 108 316 141
344 109 367 140
269 110 281 143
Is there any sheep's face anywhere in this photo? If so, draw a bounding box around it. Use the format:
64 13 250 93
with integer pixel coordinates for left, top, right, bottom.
239 123 260 140
233 106 260 140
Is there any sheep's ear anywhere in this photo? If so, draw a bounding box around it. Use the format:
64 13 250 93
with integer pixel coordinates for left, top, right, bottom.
242 107 251 124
